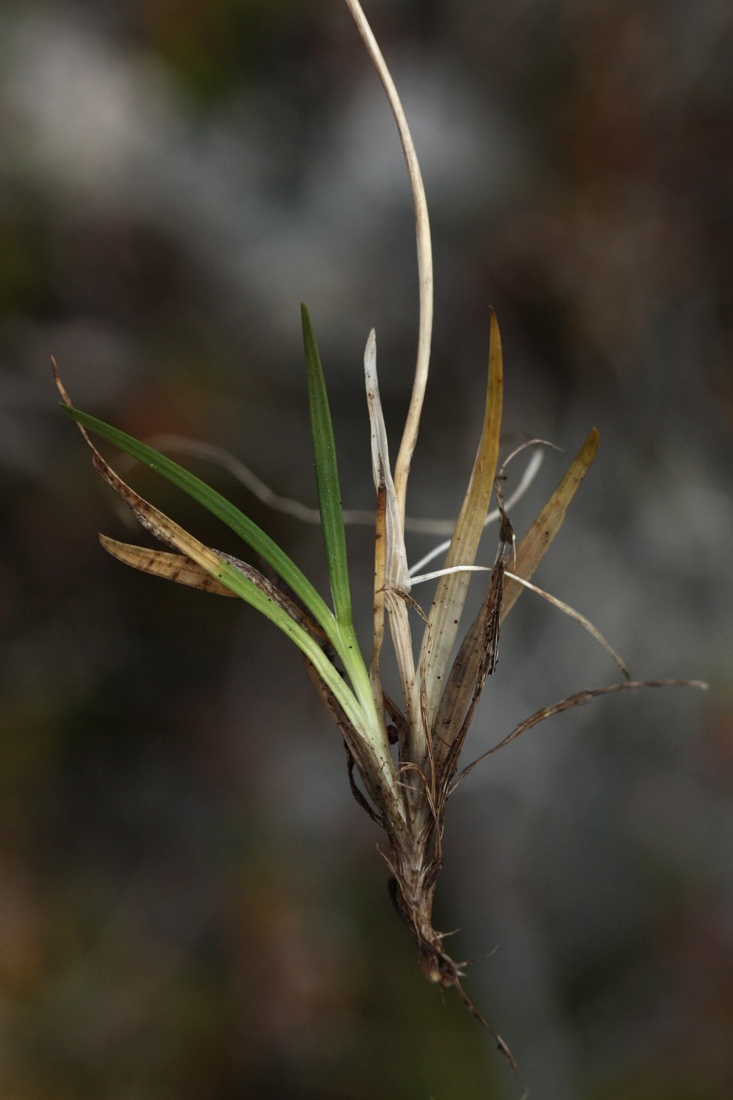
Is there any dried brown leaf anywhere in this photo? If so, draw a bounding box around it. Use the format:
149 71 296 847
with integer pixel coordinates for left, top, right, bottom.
417 310 504 730
501 428 599 621
99 536 237 596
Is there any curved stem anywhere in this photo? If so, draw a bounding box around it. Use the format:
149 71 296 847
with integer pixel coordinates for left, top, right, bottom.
344 0 434 525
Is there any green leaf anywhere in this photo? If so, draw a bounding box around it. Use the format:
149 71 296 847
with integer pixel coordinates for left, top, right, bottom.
205 556 369 735
301 304 353 630
300 306 393 742
63 404 340 647
61 376 396 807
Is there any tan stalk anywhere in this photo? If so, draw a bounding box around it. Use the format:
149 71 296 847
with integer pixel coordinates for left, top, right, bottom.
343 0 433 525
365 330 422 760
369 475 388 710
364 331 410 594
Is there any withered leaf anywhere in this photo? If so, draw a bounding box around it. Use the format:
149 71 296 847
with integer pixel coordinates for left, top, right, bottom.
99 536 237 596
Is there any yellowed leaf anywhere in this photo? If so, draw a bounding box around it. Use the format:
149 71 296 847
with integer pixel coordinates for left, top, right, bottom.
417 309 503 729
501 428 599 621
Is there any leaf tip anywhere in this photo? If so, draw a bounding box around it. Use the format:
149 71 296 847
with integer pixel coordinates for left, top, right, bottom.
52 357 73 408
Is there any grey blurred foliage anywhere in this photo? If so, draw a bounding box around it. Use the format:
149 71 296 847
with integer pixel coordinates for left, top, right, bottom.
0 0 731 1097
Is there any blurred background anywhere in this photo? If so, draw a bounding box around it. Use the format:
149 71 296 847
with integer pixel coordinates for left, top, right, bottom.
1 0 731 1096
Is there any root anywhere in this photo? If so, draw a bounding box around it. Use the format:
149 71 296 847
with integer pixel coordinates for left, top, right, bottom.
388 854 517 1071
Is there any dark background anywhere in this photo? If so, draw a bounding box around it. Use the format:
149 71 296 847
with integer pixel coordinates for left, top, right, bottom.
1 0 730 1097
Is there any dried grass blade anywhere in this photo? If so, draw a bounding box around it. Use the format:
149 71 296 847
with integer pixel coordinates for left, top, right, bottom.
451 677 708 792
99 536 237 596
365 332 419 752
501 428 599 621
418 309 503 727
504 570 630 678
433 559 504 785
370 473 388 706
55 375 341 653
364 331 409 592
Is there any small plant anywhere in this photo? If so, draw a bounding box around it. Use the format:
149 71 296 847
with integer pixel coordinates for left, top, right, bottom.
55 0 705 1068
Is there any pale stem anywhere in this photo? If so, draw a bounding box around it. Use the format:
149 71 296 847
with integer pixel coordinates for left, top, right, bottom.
343 0 434 527
364 330 410 593
365 331 423 762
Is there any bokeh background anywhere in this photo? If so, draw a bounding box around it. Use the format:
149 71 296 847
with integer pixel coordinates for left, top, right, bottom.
1 0 731 1097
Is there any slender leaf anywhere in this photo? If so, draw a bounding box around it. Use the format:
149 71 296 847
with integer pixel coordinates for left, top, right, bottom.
100 536 237 595
369 474 388 708
63 404 340 644
503 569 630 677
452 678 707 792
87 437 372 742
364 330 409 594
364 330 421 754
501 428 599 621
302 304 353 629
60 377 389 781
300 308 389 740
432 558 504 782
417 309 503 728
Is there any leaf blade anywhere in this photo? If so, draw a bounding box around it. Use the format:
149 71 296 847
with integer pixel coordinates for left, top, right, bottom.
501 428 599 621
90 440 368 738
99 536 237 595
417 309 504 728
62 404 339 641
302 304 353 630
